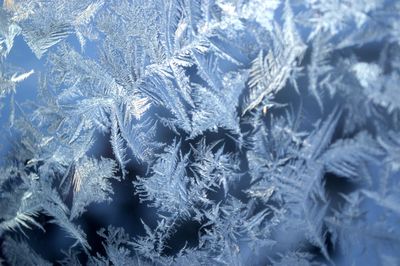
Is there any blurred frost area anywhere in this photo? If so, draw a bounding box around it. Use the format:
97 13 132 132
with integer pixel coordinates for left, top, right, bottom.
0 0 400 266
0 36 37 158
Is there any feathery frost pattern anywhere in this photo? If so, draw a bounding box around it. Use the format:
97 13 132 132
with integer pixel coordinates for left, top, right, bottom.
0 0 399 265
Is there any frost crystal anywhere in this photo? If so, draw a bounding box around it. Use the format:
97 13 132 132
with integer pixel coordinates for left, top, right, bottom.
0 0 399 265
